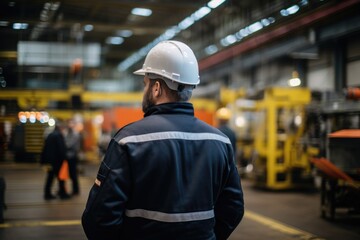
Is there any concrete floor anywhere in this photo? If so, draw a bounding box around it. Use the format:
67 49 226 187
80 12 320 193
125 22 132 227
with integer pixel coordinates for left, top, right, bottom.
0 162 359 240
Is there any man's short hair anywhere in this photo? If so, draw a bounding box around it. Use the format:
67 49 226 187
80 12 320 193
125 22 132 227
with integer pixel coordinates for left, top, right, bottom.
148 77 192 102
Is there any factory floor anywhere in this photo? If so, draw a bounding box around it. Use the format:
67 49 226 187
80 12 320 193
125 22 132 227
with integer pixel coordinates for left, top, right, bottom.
0 160 359 240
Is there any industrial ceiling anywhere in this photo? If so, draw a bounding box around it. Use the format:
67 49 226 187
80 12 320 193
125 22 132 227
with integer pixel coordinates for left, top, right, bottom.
0 0 221 67
1 0 360 91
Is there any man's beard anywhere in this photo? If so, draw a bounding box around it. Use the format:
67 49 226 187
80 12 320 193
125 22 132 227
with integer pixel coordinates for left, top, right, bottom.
142 87 155 113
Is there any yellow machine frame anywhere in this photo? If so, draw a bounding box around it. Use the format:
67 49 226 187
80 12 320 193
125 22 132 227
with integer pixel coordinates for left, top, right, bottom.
220 87 313 189
253 87 312 189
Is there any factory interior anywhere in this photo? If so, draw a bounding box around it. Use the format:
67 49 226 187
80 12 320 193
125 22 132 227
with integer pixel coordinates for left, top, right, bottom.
0 0 360 239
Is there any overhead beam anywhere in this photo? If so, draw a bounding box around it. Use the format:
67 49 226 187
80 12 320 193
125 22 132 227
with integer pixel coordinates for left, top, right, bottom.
199 0 360 71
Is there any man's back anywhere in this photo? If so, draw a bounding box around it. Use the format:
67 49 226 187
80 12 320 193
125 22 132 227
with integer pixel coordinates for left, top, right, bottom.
82 41 243 240
82 103 244 240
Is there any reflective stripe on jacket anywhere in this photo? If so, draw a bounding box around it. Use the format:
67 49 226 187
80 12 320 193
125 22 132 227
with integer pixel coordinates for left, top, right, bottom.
82 102 244 240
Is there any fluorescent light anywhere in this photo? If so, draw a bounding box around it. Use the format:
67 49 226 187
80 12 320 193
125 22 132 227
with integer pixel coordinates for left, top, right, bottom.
106 36 124 45
268 17 275 24
280 5 300 16
13 23 28 29
205 45 218 55
177 6 211 30
248 21 263 33
131 8 152 17
299 0 309 6
178 16 195 30
287 5 300 15
238 28 250 37
193 7 211 20
84 24 93 32
164 27 178 39
280 9 289 17
261 18 270 26
207 0 226 9
225 35 237 44
118 1 224 71
220 34 237 47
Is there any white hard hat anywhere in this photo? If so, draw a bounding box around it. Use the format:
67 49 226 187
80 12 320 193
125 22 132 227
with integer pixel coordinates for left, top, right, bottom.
133 40 200 89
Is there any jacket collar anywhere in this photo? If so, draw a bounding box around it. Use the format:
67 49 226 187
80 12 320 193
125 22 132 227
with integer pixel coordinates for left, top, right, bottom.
144 102 194 117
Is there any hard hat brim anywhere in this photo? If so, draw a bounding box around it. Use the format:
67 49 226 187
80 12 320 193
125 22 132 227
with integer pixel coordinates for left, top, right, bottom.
133 69 146 75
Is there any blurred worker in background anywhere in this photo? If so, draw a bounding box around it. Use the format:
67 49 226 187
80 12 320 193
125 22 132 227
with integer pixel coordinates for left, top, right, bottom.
216 107 237 159
64 119 81 196
98 129 111 159
82 40 244 240
8 123 25 162
41 120 70 200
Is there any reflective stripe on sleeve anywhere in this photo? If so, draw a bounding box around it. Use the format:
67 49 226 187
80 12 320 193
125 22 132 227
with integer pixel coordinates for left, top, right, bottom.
119 131 230 145
125 209 215 222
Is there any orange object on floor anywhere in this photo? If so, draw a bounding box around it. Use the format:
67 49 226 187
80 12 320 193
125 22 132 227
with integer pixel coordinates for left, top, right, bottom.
58 160 69 180
311 157 353 182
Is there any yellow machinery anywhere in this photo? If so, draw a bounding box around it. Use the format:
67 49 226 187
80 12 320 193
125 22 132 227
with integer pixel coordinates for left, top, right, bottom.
252 87 312 189
0 86 217 162
222 87 314 189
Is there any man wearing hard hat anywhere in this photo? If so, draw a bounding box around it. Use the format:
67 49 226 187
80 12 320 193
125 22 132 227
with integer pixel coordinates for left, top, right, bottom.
82 41 244 240
216 107 237 159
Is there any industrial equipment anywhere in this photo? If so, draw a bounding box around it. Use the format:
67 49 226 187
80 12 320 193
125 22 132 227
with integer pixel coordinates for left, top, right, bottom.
311 130 360 220
307 91 360 220
252 88 313 189
228 87 313 189
231 97 257 176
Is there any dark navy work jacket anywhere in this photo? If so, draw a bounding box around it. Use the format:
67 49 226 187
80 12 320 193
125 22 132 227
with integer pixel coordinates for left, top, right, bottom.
82 102 244 240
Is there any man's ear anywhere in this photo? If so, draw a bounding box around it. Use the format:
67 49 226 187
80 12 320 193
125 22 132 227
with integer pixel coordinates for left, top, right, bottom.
153 80 162 97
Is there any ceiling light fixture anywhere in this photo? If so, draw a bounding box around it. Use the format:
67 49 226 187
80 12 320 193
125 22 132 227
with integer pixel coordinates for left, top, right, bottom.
13 23 28 30
220 34 237 47
106 36 124 45
178 17 195 30
131 8 152 17
288 71 301 87
193 6 211 20
207 0 226 9
119 0 309 72
118 0 225 71
280 5 300 17
248 21 263 33
204 45 218 55
84 24 94 32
